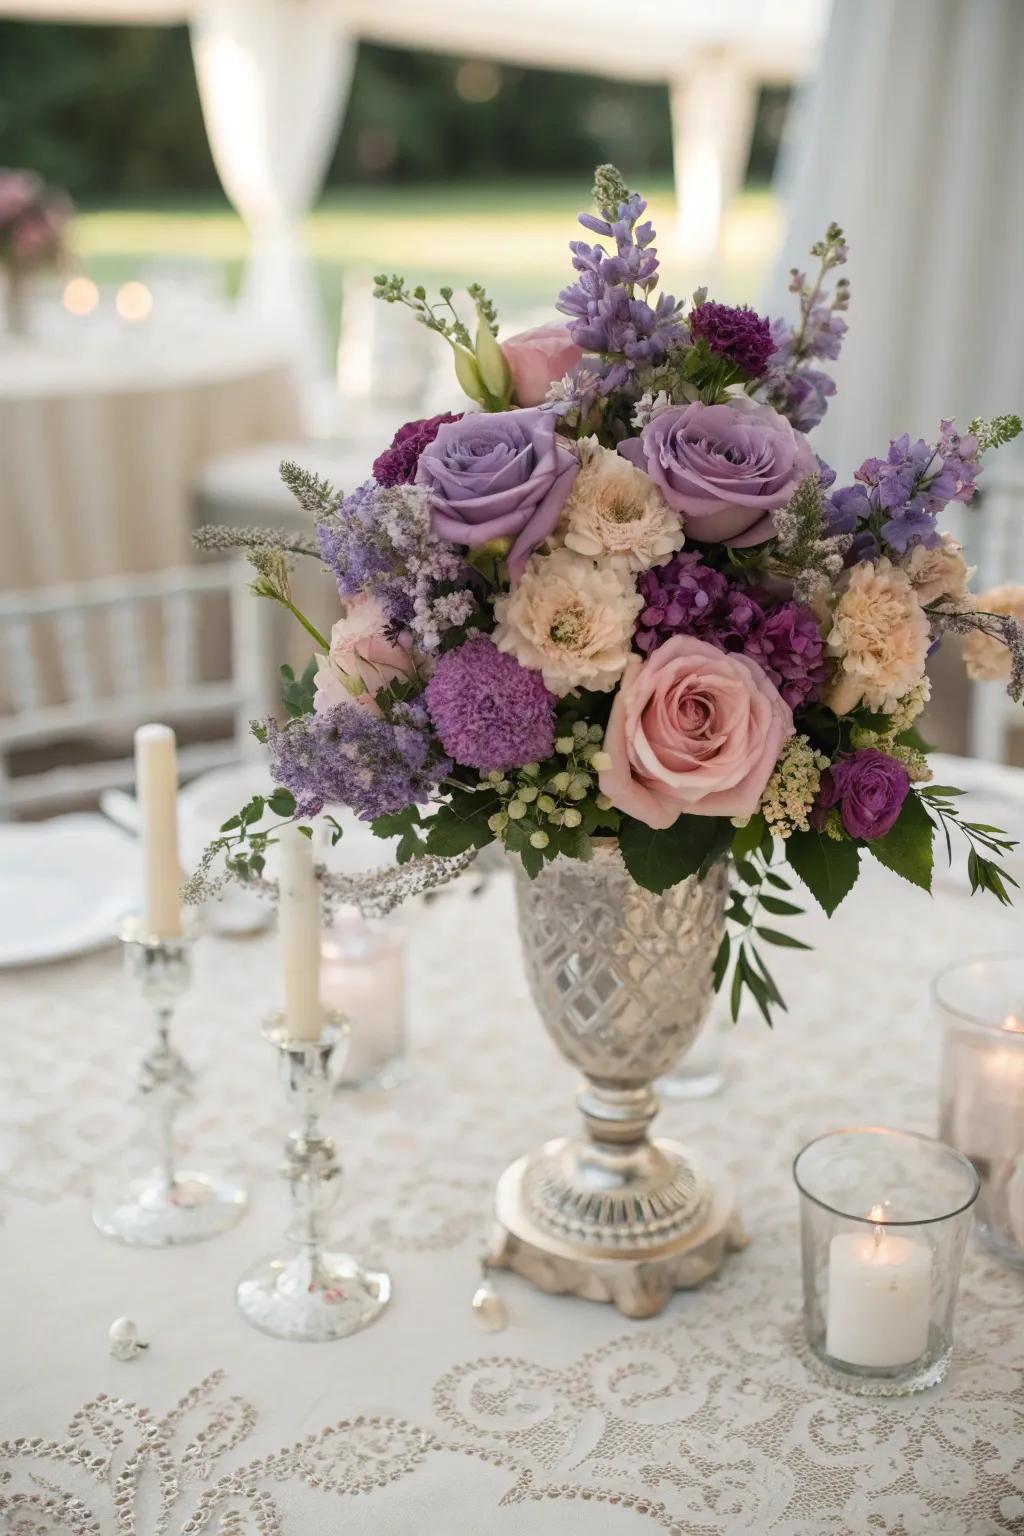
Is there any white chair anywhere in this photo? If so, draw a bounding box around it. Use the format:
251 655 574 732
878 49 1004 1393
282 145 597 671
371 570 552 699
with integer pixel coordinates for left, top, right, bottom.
966 473 1024 764
0 562 271 819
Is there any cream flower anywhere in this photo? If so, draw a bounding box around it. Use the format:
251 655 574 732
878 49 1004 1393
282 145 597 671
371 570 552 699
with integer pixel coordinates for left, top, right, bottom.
492 546 642 695
902 533 974 607
558 438 684 572
825 558 930 715
963 584 1024 681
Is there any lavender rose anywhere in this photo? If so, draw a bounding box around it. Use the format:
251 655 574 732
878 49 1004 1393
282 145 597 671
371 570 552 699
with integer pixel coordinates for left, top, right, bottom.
416 408 578 582
812 749 910 841
619 398 817 547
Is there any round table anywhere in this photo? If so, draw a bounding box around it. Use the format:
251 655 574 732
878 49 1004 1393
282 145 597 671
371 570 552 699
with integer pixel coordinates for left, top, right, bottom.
1 761 1023 1534
0 332 300 593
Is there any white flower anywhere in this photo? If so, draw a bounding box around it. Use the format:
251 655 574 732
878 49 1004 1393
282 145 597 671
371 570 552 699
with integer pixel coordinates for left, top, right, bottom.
493 547 642 695
825 558 930 715
557 439 684 573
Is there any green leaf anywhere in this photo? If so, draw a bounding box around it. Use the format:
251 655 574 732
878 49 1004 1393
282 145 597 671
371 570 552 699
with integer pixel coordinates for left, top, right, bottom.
219 814 241 832
759 894 804 917
371 806 422 840
921 785 966 799
868 792 934 893
755 926 813 950
731 815 767 861
739 951 773 1026
785 830 860 915
268 787 297 818
712 933 730 991
422 805 494 858
280 657 318 718
764 869 791 890
734 858 760 887
729 955 743 1022
619 814 731 895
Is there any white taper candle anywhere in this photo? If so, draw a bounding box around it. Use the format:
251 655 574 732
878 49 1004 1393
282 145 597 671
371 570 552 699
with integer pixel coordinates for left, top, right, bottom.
134 723 183 939
278 823 322 1041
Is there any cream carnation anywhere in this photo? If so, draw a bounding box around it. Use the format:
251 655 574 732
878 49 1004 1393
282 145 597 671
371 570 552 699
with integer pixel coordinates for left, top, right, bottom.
825 558 930 715
902 533 973 607
559 438 684 572
492 547 642 695
963 584 1024 681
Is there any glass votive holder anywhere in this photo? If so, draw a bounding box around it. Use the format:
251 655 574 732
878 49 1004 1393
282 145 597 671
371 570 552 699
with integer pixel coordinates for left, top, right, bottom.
320 909 407 1089
935 955 1024 1266
793 1127 979 1396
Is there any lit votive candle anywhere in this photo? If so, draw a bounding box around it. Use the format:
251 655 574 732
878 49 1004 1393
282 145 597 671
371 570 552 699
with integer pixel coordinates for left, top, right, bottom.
277 824 322 1042
134 723 183 940
826 1205 932 1368
320 911 406 1086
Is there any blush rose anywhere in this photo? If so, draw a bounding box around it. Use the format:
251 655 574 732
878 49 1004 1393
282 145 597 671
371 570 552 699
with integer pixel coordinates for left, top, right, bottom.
501 322 583 406
313 595 416 715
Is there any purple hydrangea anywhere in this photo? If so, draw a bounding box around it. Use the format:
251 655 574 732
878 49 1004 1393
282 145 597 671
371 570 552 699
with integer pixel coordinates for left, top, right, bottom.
811 750 910 841
744 601 829 709
688 301 775 378
716 589 765 651
266 700 449 822
636 552 729 653
425 637 555 772
372 412 463 488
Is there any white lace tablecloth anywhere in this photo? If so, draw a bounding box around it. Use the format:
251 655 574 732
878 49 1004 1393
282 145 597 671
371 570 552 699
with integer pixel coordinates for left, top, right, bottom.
3 785 1024 1534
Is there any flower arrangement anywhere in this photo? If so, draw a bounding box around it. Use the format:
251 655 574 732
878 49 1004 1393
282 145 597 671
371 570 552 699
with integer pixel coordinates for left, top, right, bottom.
0 168 71 275
195 165 1023 1023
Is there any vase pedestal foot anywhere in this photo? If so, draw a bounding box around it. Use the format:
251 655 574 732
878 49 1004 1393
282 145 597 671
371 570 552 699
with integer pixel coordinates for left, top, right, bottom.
491 1141 746 1319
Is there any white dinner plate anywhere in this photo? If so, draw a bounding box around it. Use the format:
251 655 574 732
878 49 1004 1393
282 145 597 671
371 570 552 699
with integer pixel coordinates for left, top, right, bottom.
0 814 138 968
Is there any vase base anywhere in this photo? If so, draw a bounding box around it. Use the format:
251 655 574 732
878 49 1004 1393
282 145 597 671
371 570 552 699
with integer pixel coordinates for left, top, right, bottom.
491 1140 746 1318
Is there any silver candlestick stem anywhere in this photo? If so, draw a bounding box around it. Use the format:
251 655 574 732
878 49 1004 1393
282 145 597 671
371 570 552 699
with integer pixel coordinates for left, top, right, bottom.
236 1013 392 1341
92 916 248 1246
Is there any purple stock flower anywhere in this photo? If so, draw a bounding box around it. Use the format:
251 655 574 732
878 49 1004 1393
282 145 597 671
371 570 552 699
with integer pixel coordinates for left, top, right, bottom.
744 602 829 709
415 408 578 583
425 637 555 772
636 552 729 652
373 412 463 487
266 700 448 822
811 749 910 841
688 302 775 378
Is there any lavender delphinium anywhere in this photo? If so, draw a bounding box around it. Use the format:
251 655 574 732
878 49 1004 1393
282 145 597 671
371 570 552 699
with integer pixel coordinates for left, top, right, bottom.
372 412 463 487
317 480 473 652
557 166 686 396
762 224 849 431
266 700 450 821
425 637 555 772
688 301 775 379
829 421 983 559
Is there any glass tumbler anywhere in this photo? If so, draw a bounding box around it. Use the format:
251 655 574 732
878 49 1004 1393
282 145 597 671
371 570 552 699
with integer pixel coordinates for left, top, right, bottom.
935 955 1024 1266
793 1127 978 1395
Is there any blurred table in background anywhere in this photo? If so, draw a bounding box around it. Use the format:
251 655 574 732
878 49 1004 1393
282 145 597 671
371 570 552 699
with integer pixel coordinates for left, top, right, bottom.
0 333 300 595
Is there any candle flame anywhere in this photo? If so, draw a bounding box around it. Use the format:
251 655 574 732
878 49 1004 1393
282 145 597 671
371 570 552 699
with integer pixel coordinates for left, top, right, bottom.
867 1203 887 1224
1002 1013 1024 1034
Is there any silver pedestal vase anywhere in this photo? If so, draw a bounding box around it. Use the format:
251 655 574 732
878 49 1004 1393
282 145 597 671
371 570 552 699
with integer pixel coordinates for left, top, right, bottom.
492 841 745 1317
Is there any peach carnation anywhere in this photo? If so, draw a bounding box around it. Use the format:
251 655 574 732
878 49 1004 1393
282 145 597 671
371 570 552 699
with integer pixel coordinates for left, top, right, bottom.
963 585 1024 681
559 438 684 573
825 558 930 715
492 546 642 695
902 533 973 607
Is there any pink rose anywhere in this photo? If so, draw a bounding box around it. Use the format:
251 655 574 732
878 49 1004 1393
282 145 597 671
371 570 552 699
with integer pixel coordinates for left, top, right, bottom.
619 398 817 547
313 595 416 715
600 636 793 827
501 322 583 407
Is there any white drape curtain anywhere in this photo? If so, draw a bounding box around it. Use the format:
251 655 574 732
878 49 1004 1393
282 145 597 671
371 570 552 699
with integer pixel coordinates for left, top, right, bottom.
770 0 1024 479
190 0 355 381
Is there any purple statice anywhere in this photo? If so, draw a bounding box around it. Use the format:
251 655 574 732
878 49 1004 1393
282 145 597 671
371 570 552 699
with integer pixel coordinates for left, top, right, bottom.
744 601 829 709
425 637 555 772
832 422 982 557
266 700 449 822
557 190 686 394
761 224 849 431
316 480 470 651
688 301 775 378
372 412 463 487
635 551 729 652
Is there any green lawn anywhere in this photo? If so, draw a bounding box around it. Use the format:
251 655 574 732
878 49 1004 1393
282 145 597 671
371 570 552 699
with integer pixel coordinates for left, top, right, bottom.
71 181 781 351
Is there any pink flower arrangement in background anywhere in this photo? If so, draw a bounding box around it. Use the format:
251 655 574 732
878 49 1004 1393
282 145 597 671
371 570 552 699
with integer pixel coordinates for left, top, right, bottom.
0 169 71 274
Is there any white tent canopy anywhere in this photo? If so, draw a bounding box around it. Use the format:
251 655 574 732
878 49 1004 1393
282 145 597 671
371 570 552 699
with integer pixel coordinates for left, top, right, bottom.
1 0 827 376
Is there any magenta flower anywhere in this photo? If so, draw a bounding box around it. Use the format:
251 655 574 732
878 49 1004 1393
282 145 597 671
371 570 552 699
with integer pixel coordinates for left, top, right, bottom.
373 412 463 488
812 750 910 840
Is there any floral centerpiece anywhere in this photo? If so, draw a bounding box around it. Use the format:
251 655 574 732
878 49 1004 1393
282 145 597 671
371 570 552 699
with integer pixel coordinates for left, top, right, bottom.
0 168 72 335
196 165 1023 1026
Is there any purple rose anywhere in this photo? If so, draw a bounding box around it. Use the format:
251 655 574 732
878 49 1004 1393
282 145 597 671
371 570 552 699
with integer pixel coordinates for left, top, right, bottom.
812 749 910 841
373 412 463 487
619 398 817 547
415 408 578 582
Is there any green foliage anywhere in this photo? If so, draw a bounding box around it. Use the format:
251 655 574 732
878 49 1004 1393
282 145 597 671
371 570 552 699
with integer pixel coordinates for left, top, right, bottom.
921 783 1019 906
280 659 318 719
279 461 338 518
968 414 1023 454
718 850 806 1026
785 829 861 915
618 814 730 895
867 792 934 892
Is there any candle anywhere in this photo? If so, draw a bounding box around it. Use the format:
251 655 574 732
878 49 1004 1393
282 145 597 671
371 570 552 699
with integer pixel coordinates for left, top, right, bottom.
277 823 322 1042
825 1205 932 1368
320 913 406 1085
134 724 183 939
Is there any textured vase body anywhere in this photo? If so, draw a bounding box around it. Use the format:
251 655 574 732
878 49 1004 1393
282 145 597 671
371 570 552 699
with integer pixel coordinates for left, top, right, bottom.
511 842 728 1254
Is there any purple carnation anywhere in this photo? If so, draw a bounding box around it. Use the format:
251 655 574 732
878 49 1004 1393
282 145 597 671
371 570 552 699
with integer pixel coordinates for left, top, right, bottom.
811 749 910 841
266 701 448 822
425 637 555 772
744 601 828 710
373 412 463 488
636 552 729 652
688 301 775 378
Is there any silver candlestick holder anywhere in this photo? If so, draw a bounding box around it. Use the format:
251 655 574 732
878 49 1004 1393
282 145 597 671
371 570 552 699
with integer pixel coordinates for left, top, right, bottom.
92 916 248 1246
235 1013 392 1341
